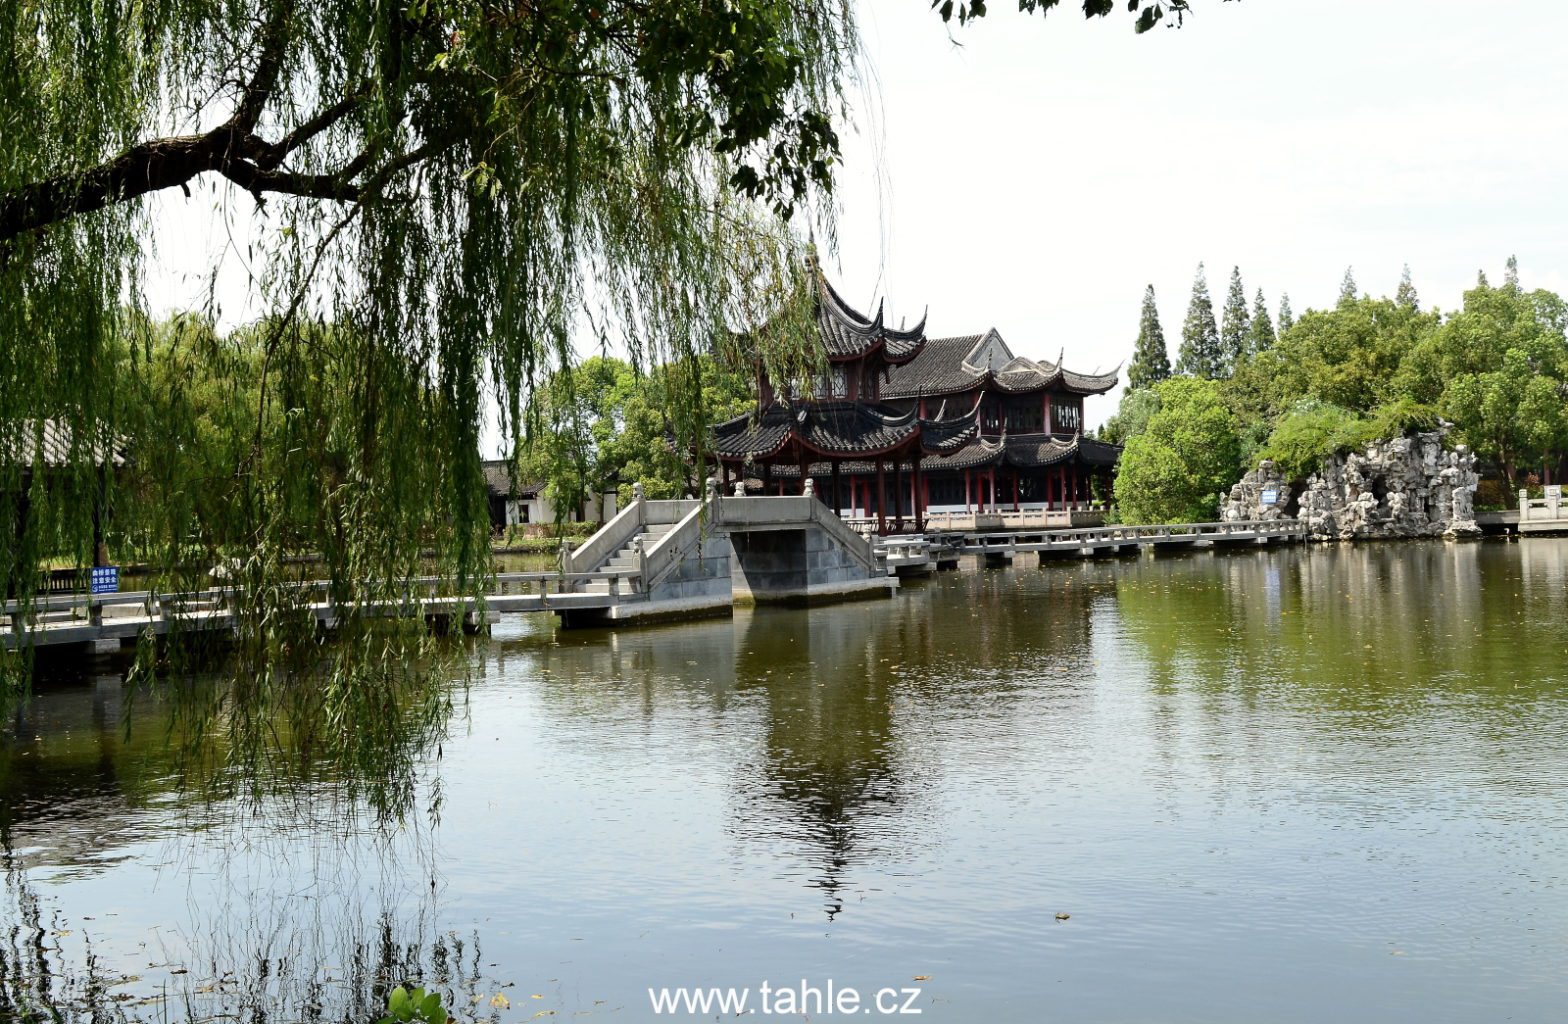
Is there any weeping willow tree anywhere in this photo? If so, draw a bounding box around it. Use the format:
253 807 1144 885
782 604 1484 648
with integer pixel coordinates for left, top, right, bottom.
0 1 1217 820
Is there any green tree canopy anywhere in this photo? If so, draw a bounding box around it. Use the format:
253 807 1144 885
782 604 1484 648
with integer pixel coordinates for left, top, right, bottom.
1396 264 1419 311
1176 263 1224 380
1249 288 1277 353
1127 284 1171 390
1126 257 1568 500
1220 265 1251 371
1338 266 1359 307
516 353 752 521
1404 265 1568 485
1099 386 1162 447
1114 376 1242 524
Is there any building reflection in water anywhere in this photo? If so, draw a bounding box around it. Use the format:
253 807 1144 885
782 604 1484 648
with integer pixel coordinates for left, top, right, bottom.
498 562 1101 918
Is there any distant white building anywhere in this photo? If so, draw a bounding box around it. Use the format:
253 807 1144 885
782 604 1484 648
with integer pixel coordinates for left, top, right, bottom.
482 461 617 532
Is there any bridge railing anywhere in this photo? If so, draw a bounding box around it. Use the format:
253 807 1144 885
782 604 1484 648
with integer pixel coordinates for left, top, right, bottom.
958 519 1304 547
5 568 648 636
1519 489 1566 522
806 499 881 575
564 496 646 573
640 494 718 590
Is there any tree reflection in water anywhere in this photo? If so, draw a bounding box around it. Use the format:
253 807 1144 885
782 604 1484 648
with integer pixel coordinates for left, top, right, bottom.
1 830 507 1024
509 564 1102 919
2 638 479 1022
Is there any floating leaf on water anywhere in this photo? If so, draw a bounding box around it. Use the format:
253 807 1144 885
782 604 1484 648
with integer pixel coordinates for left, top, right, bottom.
491 994 511 1008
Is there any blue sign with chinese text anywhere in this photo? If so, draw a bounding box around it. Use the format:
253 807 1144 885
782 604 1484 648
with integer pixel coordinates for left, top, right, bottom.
90 565 119 594
1260 488 1279 506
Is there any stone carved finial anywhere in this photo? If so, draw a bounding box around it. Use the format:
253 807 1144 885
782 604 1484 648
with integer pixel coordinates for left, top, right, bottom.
632 481 645 502
803 477 815 499
734 480 746 497
704 476 718 501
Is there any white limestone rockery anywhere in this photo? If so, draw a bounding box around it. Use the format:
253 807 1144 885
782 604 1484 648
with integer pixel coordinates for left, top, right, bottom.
1221 431 1481 541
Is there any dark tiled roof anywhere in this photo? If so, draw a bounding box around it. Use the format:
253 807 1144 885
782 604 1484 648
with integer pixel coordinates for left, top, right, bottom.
1062 367 1122 394
1001 433 1078 468
919 406 981 453
1075 436 1123 467
882 334 987 398
744 432 1122 478
713 400 921 459
480 460 542 497
926 439 1005 472
816 274 928 363
883 336 1121 398
713 397 984 461
2 419 124 468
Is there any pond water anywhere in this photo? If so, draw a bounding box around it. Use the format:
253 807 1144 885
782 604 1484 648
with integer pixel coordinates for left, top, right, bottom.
4 540 1568 1022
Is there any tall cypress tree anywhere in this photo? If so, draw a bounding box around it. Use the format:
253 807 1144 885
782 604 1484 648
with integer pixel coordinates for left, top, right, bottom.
1396 264 1419 310
1127 283 1171 390
1249 288 1276 352
1219 265 1250 371
1278 292 1295 333
1505 254 1520 289
1338 266 1358 306
1176 263 1223 380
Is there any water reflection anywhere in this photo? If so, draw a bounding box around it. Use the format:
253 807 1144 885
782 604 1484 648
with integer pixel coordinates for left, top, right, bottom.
496 568 1105 919
0 837 502 1024
4 541 1568 1022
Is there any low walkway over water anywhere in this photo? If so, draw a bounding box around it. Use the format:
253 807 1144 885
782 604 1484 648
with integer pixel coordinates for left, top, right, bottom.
5 485 897 649
4 500 1320 650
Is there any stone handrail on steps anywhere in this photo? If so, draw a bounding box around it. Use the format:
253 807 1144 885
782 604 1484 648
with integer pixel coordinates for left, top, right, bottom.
640 496 714 590
806 498 881 575
565 496 645 574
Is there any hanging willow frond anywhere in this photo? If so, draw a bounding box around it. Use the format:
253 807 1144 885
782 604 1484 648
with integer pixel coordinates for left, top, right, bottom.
0 0 860 820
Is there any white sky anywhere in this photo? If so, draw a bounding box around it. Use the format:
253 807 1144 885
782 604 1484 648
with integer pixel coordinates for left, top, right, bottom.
142 0 1568 445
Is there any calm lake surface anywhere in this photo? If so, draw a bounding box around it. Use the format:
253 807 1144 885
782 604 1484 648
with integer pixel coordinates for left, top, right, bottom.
5 540 1568 1022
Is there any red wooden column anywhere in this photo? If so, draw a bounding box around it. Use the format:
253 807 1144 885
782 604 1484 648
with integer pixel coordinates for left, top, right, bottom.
875 460 887 535
1012 470 1020 511
964 470 972 511
893 460 905 531
832 461 843 515
913 455 925 532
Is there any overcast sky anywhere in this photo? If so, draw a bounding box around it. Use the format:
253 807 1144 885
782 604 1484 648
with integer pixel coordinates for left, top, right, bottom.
829 0 1568 424
142 0 1568 442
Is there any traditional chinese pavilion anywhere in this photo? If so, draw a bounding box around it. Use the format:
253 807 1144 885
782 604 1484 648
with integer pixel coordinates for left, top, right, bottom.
711 275 1121 533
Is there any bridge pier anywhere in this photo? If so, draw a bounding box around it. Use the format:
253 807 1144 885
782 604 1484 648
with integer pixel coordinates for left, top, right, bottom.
730 526 895 606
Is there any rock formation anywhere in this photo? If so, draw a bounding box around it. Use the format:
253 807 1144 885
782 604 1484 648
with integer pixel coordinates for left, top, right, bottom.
1221 430 1480 541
